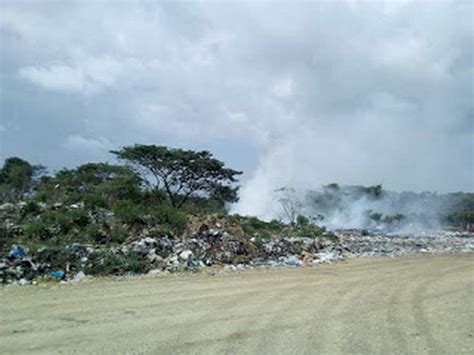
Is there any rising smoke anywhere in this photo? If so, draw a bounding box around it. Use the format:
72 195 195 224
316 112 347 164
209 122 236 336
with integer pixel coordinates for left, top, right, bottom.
1 0 472 222
231 1 473 222
236 183 473 233
302 185 461 233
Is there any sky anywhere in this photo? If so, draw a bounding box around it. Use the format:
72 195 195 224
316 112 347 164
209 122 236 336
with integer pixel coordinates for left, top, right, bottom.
0 0 473 217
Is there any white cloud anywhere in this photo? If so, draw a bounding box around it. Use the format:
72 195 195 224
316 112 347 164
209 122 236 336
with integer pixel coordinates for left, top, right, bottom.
0 0 472 217
19 56 125 93
19 64 86 93
63 135 113 153
271 77 294 99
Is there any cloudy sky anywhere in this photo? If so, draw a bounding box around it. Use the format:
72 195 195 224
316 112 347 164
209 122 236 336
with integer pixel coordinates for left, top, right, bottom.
0 0 472 216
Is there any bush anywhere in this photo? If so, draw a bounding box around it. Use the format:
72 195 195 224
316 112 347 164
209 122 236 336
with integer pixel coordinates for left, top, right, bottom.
85 250 150 276
233 216 284 237
323 231 339 243
445 211 474 229
109 224 129 244
35 247 79 272
149 205 187 235
296 214 309 227
369 211 383 222
382 213 405 224
112 200 143 225
295 224 326 239
253 235 265 248
23 219 52 240
20 200 42 218
83 224 105 244
0 226 10 257
82 192 108 209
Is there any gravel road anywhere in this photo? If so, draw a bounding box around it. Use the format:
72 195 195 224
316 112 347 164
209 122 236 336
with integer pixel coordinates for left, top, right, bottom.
1 254 473 354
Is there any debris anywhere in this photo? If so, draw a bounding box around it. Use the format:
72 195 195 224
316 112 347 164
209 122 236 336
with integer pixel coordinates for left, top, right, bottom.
50 271 65 279
73 271 87 282
9 245 27 259
179 250 193 261
1 213 473 284
69 202 85 209
282 256 302 266
0 203 14 211
17 278 29 286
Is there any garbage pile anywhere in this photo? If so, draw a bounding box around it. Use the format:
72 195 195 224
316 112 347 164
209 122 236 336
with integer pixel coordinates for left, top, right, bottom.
336 229 474 257
2 218 474 285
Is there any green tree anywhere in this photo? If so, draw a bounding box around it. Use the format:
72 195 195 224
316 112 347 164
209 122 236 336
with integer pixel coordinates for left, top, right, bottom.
111 145 242 208
36 163 141 207
0 157 45 201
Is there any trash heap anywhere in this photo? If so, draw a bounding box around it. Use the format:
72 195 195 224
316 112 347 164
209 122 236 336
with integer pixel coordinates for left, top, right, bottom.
2 215 474 285
335 229 474 257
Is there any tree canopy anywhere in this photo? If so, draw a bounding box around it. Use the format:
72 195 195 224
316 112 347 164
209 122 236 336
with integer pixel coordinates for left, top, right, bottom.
36 163 141 207
0 157 44 201
111 144 242 208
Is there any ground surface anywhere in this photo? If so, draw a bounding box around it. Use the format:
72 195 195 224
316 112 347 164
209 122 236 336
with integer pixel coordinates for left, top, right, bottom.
1 254 473 355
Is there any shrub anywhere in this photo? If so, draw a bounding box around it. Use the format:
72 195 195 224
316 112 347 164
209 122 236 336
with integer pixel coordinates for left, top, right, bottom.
149 205 187 235
24 219 52 240
296 214 309 227
82 192 108 209
369 211 383 222
83 224 105 244
112 200 143 225
109 224 129 244
35 247 79 272
20 200 42 218
296 224 326 239
382 213 405 224
445 211 474 229
229 215 285 239
85 250 150 276
323 231 339 243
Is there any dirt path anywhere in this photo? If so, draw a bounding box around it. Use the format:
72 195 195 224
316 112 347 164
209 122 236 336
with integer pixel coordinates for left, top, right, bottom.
1 254 473 354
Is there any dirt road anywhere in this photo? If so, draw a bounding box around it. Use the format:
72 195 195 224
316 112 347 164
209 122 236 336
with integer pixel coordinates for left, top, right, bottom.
1 254 473 354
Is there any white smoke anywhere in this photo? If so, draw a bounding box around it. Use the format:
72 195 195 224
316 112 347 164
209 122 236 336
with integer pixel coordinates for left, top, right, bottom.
1 1 472 205
232 1 473 220
276 185 467 233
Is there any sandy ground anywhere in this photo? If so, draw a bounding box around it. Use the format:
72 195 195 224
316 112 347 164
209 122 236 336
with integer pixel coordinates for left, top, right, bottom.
1 254 473 355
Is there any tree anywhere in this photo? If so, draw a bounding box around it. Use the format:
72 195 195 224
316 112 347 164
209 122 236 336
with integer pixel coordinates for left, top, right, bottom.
362 184 383 198
0 157 45 201
274 186 302 225
36 163 141 206
111 145 242 208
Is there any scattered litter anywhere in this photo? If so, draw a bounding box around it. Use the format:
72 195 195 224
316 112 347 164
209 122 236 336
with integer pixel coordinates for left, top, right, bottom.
73 271 87 282
50 271 65 279
9 245 27 259
1 218 473 284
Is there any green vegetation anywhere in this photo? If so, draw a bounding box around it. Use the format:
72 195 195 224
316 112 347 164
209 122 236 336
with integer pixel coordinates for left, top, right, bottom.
228 214 336 242
0 157 45 201
308 184 474 231
0 145 333 279
0 146 243 257
229 215 285 239
84 250 151 276
1 146 472 281
111 145 242 209
444 211 474 229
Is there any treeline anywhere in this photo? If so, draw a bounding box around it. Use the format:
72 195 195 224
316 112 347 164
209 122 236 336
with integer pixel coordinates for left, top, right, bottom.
0 145 243 251
2 145 345 281
1 144 473 257
305 183 474 230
